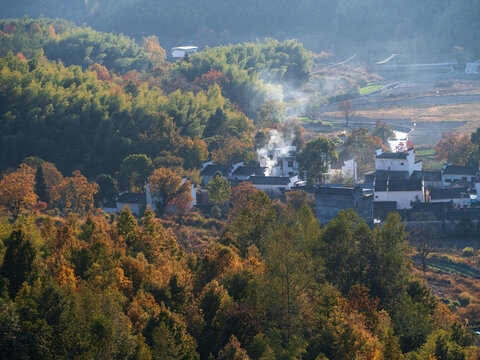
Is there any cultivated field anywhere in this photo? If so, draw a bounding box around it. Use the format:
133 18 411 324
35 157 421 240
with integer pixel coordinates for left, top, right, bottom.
305 73 480 146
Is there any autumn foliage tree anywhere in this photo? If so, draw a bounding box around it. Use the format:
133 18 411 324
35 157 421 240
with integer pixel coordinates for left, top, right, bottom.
341 128 385 176
435 131 476 165
51 170 98 213
194 69 230 89
88 62 111 81
0 164 38 216
229 182 259 220
141 35 166 67
148 167 192 214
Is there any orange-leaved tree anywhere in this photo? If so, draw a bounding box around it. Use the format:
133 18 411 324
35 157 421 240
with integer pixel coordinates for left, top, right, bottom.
148 167 186 213
51 170 98 214
141 35 166 67
229 182 259 220
0 164 38 216
435 131 475 165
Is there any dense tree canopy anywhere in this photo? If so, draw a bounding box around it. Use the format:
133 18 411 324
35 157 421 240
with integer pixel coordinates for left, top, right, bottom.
0 171 476 359
0 52 251 177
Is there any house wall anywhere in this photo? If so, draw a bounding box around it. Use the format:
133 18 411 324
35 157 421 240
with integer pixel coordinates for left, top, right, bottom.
117 202 144 216
430 198 470 208
145 183 157 212
102 207 118 214
424 180 444 189
375 149 421 176
375 158 409 173
315 189 373 226
442 174 476 186
342 159 357 179
374 190 424 209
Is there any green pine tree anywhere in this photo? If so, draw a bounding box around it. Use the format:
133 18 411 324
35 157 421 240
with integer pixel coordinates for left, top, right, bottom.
35 166 49 204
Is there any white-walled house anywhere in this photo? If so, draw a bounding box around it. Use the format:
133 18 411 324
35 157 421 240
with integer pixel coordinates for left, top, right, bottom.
116 192 146 216
442 165 478 186
229 166 266 180
248 175 299 198
374 179 425 209
410 170 443 189
200 164 233 184
102 199 118 214
258 146 299 177
328 158 357 182
374 148 422 176
172 46 198 58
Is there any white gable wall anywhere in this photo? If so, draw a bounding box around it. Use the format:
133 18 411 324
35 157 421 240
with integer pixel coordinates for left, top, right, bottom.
374 190 424 209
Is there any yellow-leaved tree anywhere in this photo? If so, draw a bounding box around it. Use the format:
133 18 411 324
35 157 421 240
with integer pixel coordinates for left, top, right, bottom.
51 170 98 214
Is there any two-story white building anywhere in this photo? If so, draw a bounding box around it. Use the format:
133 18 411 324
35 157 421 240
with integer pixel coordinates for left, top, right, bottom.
375 147 422 176
374 178 425 209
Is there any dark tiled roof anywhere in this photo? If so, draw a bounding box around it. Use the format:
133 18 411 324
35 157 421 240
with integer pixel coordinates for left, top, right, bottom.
449 179 473 189
430 187 469 200
200 165 231 177
443 165 478 175
249 176 291 185
102 198 117 208
369 170 410 180
330 160 345 170
117 192 145 204
316 186 359 196
231 166 266 177
375 179 423 192
228 179 242 188
411 170 442 181
376 152 408 159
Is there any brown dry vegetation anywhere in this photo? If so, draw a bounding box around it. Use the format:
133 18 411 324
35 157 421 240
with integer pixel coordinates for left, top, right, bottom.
414 249 480 328
324 102 480 133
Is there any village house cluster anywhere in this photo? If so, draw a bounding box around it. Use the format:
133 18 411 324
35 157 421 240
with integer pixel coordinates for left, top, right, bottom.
316 147 480 231
102 141 480 233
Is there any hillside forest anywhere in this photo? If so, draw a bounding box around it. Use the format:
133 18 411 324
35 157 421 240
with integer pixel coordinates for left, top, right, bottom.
0 15 480 360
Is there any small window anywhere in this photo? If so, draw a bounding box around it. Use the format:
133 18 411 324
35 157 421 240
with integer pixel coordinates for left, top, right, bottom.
288 160 294 167
400 162 404 165
375 195 378 198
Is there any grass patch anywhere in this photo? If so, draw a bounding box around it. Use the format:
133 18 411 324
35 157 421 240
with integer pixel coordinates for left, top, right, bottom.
428 260 480 278
298 117 334 127
360 84 383 95
416 149 435 156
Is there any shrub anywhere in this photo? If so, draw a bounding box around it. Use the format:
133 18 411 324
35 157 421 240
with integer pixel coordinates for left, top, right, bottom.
210 205 221 219
458 292 473 307
462 247 475 257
